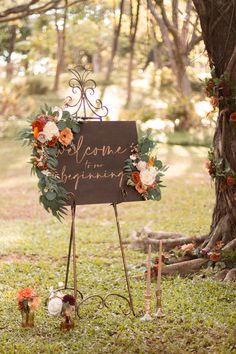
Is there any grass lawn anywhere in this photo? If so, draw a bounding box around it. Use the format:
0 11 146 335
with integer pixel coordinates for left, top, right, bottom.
0 139 235 354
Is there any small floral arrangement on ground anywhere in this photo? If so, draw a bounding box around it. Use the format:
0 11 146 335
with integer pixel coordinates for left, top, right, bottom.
205 148 236 187
48 290 76 331
124 137 167 200
19 105 81 220
17 288 40 327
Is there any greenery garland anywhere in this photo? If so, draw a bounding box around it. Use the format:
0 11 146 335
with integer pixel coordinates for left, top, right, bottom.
205 72 236 186
124 137 167 201
19 105 81 220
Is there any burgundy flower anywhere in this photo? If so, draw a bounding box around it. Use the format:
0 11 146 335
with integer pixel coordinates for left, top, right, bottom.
62 294 76 306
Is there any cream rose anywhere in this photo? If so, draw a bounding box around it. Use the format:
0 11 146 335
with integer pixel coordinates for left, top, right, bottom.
48 297 63 316
37 132 47 144
43 121 59 141
136 161 147 171
140 166 157 186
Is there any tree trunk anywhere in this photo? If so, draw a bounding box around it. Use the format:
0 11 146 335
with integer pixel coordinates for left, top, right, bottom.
6 25 16 79
104 0 125 83
53 0 68 92
193 0 236 250
126 0 140 107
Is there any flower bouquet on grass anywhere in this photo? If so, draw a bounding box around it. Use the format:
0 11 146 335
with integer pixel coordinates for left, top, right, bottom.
47 290 76 331
18 105 81 220
17 288 40 328
124 136 167 200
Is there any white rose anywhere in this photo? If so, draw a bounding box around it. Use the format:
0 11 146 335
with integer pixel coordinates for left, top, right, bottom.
136 161 147 171
37 132 47 144
140 167 157 186
48 297 63 316
43 121 59 141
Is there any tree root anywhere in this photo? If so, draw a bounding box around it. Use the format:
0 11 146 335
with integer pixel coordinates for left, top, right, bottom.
162 258 208 275
214 268 236 281
128 227 208 252
222 238 236 251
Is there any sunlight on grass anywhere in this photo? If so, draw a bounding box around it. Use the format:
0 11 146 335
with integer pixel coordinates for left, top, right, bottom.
0 139 234 354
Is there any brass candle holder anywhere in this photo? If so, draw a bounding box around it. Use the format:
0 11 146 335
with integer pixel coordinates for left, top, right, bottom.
140 244 152 321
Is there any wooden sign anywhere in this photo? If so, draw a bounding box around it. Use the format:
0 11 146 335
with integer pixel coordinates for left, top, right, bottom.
57 121 142 205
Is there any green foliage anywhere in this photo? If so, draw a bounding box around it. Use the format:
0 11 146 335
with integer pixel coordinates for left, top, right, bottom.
166 97 200 131
24 76 48 95
165 129 213 147
19 106 81 221
119 105 156 123
221 250 236 268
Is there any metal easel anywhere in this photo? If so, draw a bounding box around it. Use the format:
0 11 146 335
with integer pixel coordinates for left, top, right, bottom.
58 66 135 317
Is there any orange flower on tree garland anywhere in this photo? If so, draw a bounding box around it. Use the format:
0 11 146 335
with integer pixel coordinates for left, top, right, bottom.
226 176 236 186
229 112 236 122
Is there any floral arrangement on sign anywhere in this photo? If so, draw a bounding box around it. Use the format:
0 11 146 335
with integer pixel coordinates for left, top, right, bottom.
17 288 40 328
205 73 236 186
124 137 167 200
19 105 81 220
47 289 76 331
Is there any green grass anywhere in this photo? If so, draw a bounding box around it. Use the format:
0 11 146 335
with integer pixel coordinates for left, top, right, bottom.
0 139 235 354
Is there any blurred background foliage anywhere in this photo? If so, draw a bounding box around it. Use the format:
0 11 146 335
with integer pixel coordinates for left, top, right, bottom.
0 0 215 145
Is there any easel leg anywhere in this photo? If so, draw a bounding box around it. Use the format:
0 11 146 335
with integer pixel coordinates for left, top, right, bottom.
64 203 78 317
71 203 78 309
64 220 74 289
113 203 135 316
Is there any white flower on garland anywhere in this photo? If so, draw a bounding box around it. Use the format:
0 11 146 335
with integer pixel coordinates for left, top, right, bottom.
48 297 63 316
37 132 47 144
43 121 59 141
140 166 157 186
136 161 147 171
41 170 51 176
53 106 63 121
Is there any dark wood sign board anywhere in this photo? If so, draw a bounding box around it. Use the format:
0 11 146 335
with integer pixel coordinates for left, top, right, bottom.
57 121 143 205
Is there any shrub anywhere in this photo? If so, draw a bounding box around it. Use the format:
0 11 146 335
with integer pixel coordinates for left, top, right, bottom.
24 76 48 95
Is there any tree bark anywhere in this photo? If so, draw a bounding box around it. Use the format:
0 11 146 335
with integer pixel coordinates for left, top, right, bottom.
6 25 16 79
104 0 125 83
193 0 236 250
126 0 140 107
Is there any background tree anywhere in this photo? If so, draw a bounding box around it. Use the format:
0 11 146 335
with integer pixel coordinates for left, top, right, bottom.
147 0 202 129
126 0 140 107
53 0 68 91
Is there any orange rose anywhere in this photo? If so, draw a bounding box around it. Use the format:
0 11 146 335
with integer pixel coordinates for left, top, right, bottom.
17 288 36 302
58 128 73 146
226 176 236 186
28 296 41 311
135 181 147 194
229 112 236 122
131 171 140 184
210 96 219 108
181 243 195 251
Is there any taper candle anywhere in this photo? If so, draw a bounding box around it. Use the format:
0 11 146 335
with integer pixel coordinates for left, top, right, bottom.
155 240 165 318
156 240 163 292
